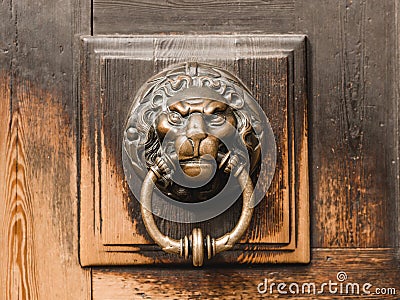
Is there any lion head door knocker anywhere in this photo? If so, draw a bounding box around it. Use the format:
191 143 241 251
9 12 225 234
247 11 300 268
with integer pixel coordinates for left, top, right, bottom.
122 62 276 266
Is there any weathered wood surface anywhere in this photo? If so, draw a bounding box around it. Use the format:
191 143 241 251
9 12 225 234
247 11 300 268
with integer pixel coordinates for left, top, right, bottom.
92 248 400 300
396 0 400 252
0 0 92 298
0 0 399 299
297 0 399 249
93 0 296 34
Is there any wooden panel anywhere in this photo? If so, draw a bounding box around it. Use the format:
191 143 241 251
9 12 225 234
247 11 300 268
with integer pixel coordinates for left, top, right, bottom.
101 57 290 246
79 35 309 265
0 0 92 299
92 248 400 299
93 0 295 34
295 0 399 248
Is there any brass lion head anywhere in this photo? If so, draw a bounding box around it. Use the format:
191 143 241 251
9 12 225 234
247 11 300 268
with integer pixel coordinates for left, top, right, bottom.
124 62 261 203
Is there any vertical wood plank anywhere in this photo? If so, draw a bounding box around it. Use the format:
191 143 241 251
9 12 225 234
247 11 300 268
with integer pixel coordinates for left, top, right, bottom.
0 0 14 295
1 76 39 299
396 0 400 252
359 0 398 249
296 0 398 248
4 111 39 300
0 0 92 298
0 76 7 298
0 0 40 296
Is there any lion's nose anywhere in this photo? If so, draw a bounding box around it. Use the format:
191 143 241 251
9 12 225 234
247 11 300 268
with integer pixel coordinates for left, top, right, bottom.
186 114 207 157
186 113 207 142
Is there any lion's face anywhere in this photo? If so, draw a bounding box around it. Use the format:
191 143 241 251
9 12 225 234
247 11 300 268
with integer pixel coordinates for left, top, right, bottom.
123 63 265 203
155 95 237 186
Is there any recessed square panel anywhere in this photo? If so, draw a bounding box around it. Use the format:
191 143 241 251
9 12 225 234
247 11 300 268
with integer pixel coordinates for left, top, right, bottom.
78 35 309 266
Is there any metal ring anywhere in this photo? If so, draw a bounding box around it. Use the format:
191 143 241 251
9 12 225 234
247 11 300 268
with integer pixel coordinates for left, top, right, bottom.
140 167 254 266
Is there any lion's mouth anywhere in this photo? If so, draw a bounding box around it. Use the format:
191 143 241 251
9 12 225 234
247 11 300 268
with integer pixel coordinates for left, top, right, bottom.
179 157 213 164
178 156 216 178
178 150 228 164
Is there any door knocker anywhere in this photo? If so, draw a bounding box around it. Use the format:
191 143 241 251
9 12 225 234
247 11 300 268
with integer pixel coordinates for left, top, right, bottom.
122 62 276 266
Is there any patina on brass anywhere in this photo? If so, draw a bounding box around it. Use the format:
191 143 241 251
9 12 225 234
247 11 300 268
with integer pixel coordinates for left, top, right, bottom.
123 62 263 266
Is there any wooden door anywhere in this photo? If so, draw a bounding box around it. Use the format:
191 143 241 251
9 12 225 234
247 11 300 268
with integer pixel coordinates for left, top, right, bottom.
1 1 399 299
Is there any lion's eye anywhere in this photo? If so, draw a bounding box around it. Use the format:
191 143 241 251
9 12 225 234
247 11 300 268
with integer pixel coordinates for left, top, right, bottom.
207 113 226 126
168 112 184 126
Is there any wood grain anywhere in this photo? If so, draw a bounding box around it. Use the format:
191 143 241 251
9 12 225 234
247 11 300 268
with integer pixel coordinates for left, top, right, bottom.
0 75 39 299
100 56 290 245
396 0 400 252
15 80 91 299
7 113 39 299
295 0 399 248
92 248 400 300
0 0 399 298
0 0 92 298
93 0 295 34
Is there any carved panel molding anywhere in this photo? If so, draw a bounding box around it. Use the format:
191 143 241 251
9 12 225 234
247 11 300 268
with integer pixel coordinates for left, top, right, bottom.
78 35 309 266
